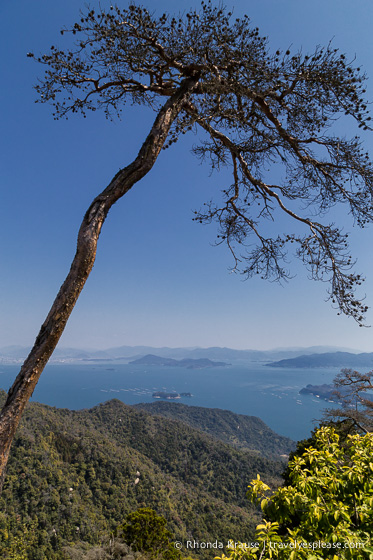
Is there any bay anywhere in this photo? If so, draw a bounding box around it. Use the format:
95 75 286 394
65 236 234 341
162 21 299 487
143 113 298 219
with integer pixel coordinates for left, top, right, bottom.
0 363 341 441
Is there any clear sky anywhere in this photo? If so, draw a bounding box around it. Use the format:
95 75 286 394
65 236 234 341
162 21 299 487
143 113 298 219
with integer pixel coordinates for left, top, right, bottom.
1 0 373 352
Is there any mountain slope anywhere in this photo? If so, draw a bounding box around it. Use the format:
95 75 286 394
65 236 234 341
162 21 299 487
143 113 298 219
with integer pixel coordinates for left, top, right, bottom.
135 401 294 459
0 393 284 559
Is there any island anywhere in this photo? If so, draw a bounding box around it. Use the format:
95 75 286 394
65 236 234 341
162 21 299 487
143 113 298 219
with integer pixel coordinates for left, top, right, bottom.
152 391 193 399
266 351 373 369
299 384 341 401
130 354 228 369
300 383 373 403
152 391 181 399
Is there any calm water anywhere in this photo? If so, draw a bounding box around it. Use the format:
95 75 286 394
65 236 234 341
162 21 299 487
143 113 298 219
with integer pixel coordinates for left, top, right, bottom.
0 363 341 441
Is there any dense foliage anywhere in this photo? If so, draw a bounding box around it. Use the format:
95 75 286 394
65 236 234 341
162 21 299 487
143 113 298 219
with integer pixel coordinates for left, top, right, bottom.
0 393 284 559
135 402 294 459
219 427 373 559
117 508 181 560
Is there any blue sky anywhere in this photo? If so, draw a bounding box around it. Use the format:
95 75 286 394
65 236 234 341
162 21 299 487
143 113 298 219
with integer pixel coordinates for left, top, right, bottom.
1 0 373 351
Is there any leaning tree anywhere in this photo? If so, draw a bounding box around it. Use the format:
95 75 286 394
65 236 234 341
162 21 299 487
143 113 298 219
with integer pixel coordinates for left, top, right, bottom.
0 1 373 488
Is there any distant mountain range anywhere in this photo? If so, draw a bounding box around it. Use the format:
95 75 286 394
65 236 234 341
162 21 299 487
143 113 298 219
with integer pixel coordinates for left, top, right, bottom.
129 354 227 369
0 344 364 365
267 351 373 369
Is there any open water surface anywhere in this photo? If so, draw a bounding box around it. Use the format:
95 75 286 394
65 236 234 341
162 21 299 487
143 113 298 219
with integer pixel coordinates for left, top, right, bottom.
0 363 342 441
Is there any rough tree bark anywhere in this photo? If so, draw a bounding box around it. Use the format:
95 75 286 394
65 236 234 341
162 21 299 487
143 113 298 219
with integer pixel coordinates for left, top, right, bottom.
0 75 199 492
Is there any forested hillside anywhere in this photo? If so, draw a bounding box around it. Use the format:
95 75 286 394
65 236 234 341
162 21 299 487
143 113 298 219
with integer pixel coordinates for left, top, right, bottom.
0 393 284 559
135 402 294 459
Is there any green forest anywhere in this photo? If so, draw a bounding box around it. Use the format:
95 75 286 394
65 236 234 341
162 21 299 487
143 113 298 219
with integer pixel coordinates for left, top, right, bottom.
0 392 287 559
2 392 373 559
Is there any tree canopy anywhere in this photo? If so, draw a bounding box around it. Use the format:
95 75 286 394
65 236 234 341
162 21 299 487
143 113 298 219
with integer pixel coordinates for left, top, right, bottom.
0 1 373 488
117 508 181 560
31 1 373 322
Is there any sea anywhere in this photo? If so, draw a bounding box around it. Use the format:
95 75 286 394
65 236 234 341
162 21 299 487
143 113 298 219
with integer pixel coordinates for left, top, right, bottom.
0 362 343 441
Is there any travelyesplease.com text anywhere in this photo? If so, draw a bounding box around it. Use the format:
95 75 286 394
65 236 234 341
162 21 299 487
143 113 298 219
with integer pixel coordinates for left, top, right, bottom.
173 539 365 551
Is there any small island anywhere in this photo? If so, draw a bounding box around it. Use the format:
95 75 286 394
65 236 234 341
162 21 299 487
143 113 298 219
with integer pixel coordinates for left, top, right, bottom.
300 383 373 403
152 392 180 399
152 391 193 399
299 384 340 401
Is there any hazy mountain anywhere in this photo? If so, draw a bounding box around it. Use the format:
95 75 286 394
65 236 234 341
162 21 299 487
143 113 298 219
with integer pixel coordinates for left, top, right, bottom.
172 345 362 362
1 344 365 365
0 345 31 359
129 354 227 369
267 351 373 369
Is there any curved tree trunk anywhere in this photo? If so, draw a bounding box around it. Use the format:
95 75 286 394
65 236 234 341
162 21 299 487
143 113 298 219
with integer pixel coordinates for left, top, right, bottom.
0 76 199 492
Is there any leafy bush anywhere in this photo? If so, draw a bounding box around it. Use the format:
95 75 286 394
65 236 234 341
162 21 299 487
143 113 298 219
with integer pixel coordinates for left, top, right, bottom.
220 427 373 559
